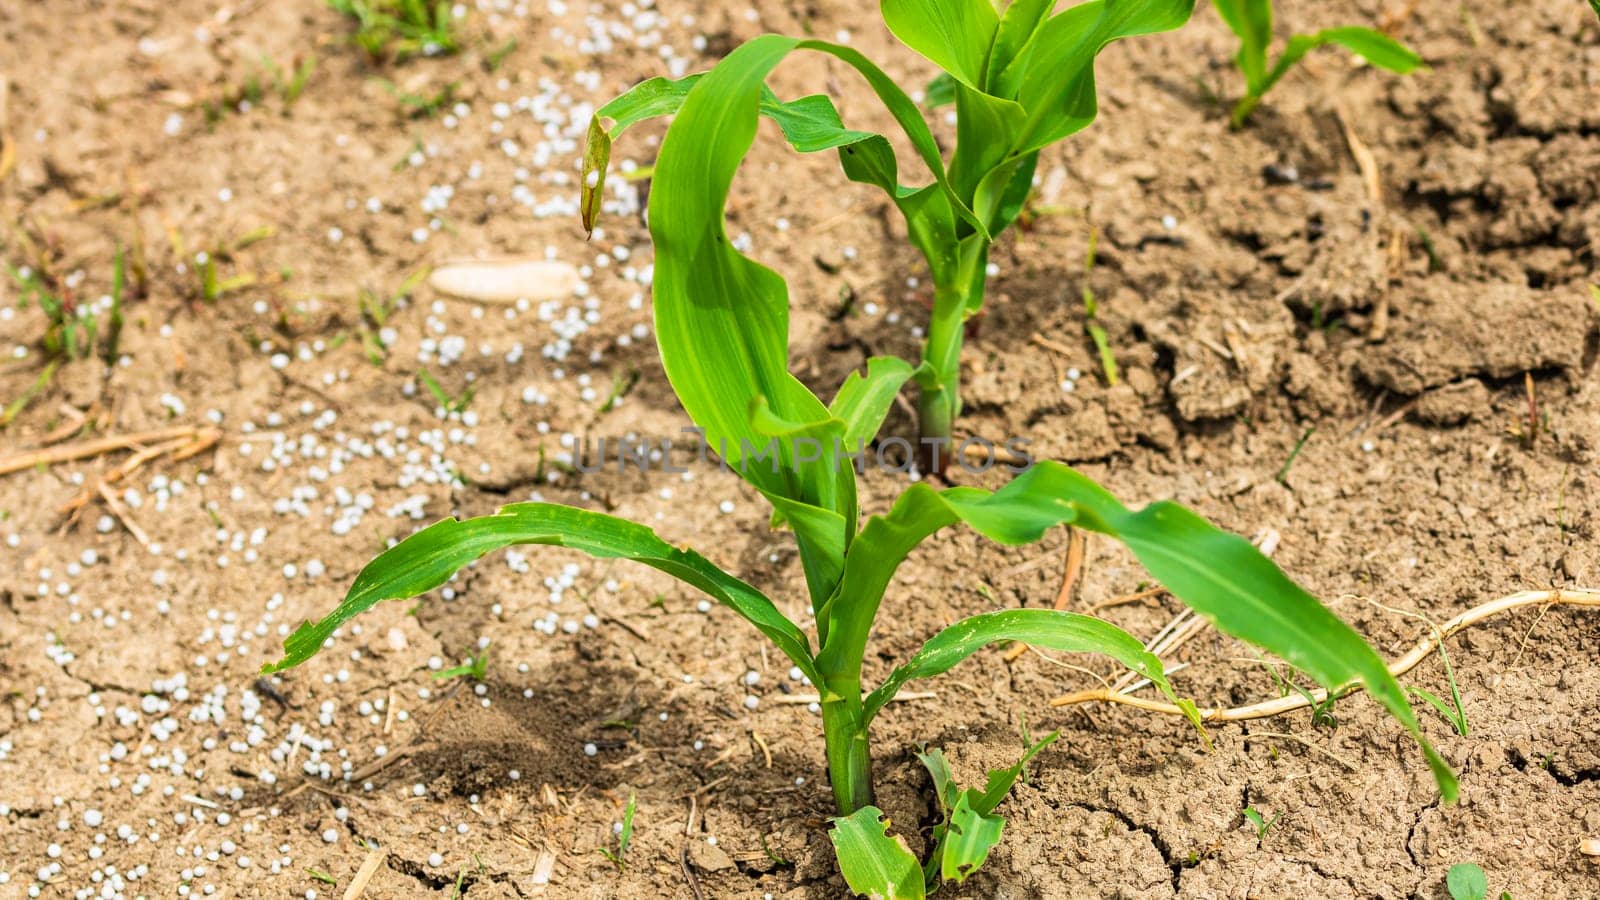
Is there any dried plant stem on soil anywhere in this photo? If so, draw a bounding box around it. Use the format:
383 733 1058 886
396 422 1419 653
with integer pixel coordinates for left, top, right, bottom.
58 431 220 514
342 844 387 900
1050 589 1600 720
0 424 219 475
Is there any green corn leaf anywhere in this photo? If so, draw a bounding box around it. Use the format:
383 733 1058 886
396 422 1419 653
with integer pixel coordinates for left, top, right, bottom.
837 461 1454 799
924 72 956 107
746 395 854 615
940 792 1004 884
1015 0 1196 152
829 806 925 900
919 731 1057 887
263 503 820 685
645 36 858 589
1212 0 1272 91
985 0 1057 89
1316 26 1425 73
829 357 922 450
914 746 960 815
975 150 1039 238
583 38 987 239
861 608 1179 722
949 82 1027 208
1257 27 1420 100
879 0 999 90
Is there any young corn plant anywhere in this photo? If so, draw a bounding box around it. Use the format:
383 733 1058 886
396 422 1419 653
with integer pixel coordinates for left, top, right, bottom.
269 19 1456 890
582 0 1197 473
1213 0 1423 127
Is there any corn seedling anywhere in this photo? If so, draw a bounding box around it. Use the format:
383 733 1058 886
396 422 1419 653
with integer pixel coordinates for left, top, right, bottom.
328 0 459 62
1266 659 1342 727
484 38 517 72
582 0 1202 473
868 731 1055 890
194 251 255 302
270 8 1456 890
271 19 1456 900
1274 426 1313 484
597 791 636 870
1241 806 1281 840
1214 0 1424 127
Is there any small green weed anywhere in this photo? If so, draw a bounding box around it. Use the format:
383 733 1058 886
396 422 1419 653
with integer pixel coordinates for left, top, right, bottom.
328 0 459 62
417 368 474 415
1080 226 1117 386
1242 806 1281 840
375 77 459 118
431 647 488 682
7 249 125 362
597 791 636 870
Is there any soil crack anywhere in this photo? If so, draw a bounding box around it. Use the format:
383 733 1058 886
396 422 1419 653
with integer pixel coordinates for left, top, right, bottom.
1064 801 1184 893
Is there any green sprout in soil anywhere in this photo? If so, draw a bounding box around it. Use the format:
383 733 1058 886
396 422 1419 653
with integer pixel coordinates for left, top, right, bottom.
597 791 636 870
582 0 1198 474
484 37 517 72
417 368 474 415
1266 660 1343 728
1407 633 1469 737
1446 862 1511 900
265 54 319 108
1080 225 1117 386
201 56 315 126
1275 426 1314 484
1213 0 1424 127
7 247 125 363
1241 806 1281 840
869 730 1056 890
356 267 426 363
176 226 272 303
374 78 459 118
431 647 488 682
328 0 459 62
3 247 129 426
268 4 1458 893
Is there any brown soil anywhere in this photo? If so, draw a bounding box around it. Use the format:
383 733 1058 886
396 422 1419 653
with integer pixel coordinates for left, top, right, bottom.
3 1 1599 898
